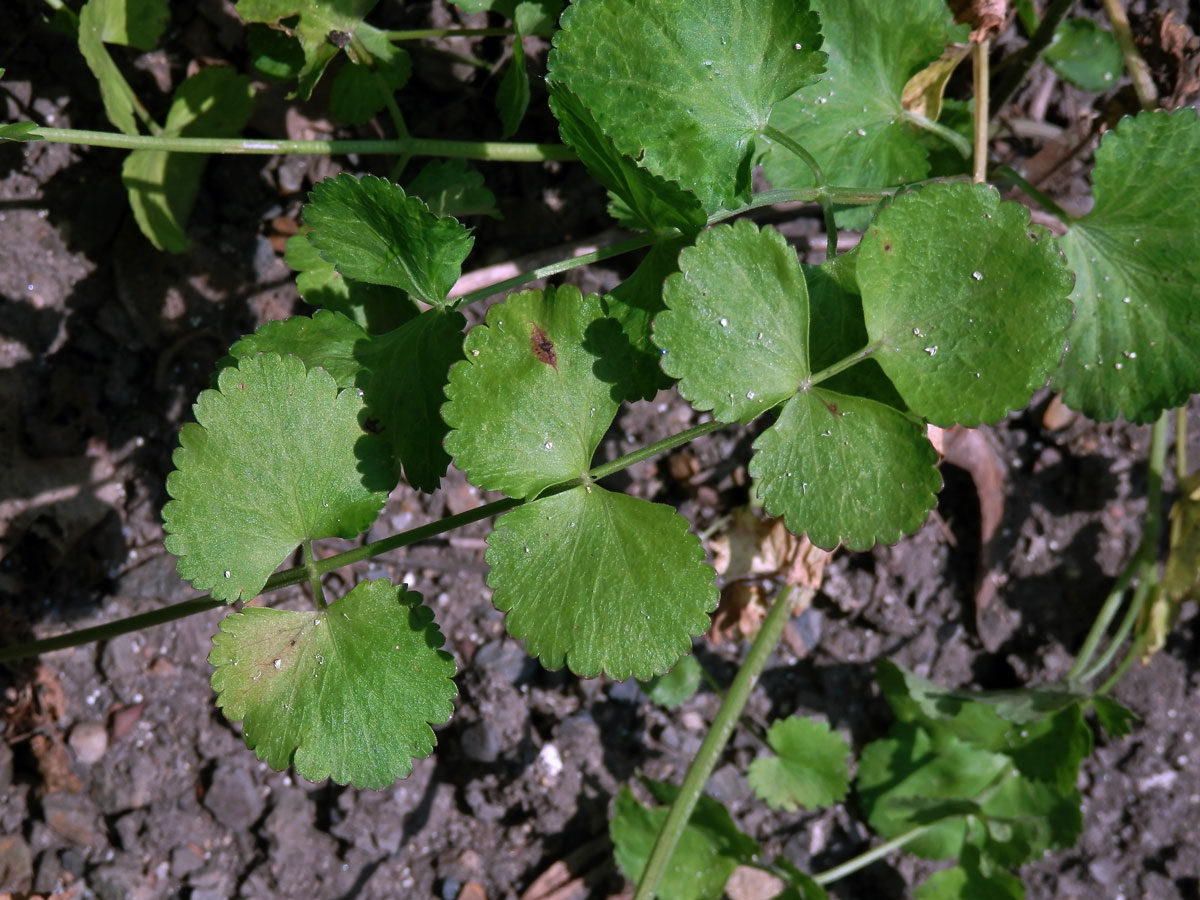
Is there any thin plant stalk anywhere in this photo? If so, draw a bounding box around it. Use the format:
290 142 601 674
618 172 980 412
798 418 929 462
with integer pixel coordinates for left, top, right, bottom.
1177 406 1188 484
973 39 990 184
1100 0 1158 110
632 585 807 900
382 27 512 41
761 125 838 261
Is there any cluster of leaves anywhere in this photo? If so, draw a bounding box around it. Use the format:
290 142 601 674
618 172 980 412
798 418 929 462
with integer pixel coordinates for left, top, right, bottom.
613 662 1135 900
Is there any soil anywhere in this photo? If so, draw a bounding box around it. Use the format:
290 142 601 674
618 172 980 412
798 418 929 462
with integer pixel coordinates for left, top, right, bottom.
2 2 1200 899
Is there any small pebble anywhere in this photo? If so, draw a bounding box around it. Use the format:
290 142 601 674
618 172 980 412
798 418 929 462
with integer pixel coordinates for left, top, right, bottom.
69 721 109 765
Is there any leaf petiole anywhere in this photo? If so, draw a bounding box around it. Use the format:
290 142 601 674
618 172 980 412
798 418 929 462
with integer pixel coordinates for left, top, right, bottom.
761 125 838 261
806 343 879 388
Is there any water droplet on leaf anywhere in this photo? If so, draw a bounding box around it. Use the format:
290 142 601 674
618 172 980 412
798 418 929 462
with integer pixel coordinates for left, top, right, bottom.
972 271 983 281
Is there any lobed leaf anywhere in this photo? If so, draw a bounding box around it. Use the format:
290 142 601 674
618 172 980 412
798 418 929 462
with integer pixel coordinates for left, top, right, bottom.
229 309 368 389
914 845 1023 900
487 486 717 680
235 0 379 99
746 716 851 812
548 0 825 212
210 579 456 788
858 182 1074 427
406 159 500 220
657 220 810 424
750 389 941 551
163 354 394 602
1052 108 1200 422
443 286 626 499
304 173 474 308
764 0 968 202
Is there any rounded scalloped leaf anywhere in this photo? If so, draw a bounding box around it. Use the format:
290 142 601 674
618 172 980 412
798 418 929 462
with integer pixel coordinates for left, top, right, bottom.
486 486 717 680
763 0 966 195
751 389 940 550
209 579 456 789
548 0 825 213
303 173 474 307
656 220 809 424
746 715 851 812
163 353 394 602
229 310 369 389
1050 108 1200 423
858 182 1074 427
443 286 626 499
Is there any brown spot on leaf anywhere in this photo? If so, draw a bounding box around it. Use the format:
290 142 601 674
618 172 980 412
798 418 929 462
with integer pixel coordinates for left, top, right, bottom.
821 399 841 416
531 325 557 369
883 242 893 252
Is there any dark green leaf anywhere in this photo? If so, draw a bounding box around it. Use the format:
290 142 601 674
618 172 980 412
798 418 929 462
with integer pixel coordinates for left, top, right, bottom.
80 0 168 50
772 858 830 900
914 844 1023 900
210 579 456 788
497 38 530 137
548 0 825 212
406 159 500 220
78 0 143 134
1092 696 1138 738
304 173 474 307
247 23 305 81
330 24 411 125
1045 18 1123 92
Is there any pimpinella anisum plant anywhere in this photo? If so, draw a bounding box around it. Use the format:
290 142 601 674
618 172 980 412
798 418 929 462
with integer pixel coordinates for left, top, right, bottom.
4 0 1200 895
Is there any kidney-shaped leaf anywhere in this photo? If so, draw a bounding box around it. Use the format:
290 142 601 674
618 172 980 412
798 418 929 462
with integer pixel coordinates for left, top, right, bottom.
163 354 394 602
487 485 717 680
859 182 1074 427
747 715 851 812
1052 108 1200 422
210 579 456 788
548 0 825 212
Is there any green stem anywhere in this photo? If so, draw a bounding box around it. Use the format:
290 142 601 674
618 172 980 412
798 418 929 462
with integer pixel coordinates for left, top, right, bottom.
991 164 1075 223
990 0 1077 116
1100 0 1158 110
901 110 972 159
12 127 577 161
382 27 513 40
972 39 990 184
633 585 805 900
1176 406 1188 484
589 421 726 481
1079 559 1154 683
761 126 837 261
304 540 328 610
811 824 935 886
807 344 878 388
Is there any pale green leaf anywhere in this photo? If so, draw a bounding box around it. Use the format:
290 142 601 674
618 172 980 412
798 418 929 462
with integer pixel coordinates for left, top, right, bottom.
1052 108 1200 422
764 0 967 197
859 182 1074 426
656 220 809 424
547 85 707 234
78 0 142 134
497 38 530 137
1045 18 1123 92
285 232 418 334
548 0 825 212
643 654 702 708
82 0 168 50
406 159 500 220
123 67 255 252
611 784 757 900
163 354 394 602
210 579 456 788
751 389 940 550
487 486 717 679
746 716 851 811
443 286 626 499
304 173 474 307
235 0 379 99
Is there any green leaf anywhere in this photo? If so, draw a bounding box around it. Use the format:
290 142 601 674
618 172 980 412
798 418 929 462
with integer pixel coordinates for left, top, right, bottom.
246 23 305 81
80 0 168 49
210 579 456 788
978 774 1081 866
644 654 702 708
235 0 379 99
487 485 717 679
858 182 1074 427
123 66 255 252
857 723 1010 859
1045 18 1123 92
443 286 625 499
0 122 41 141
285 232 419 334
163 354 394 602
750 389 941 550
657 221 810 424
1006 704 1091 794
407 159 500 220
764 0 967 198
772 858 830 900
547 85 707 234
229 309 368 389
602 237 688 401
1092 695 1138 738
611 784 757 900
78 0 144 135
451 0 564 37
497 38 530 138
914 845 1024 900
303 173 474 307
329 24 411 126
548 0 825 212
1052 108 1200 422
746 716 851 811
356 308 466 492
